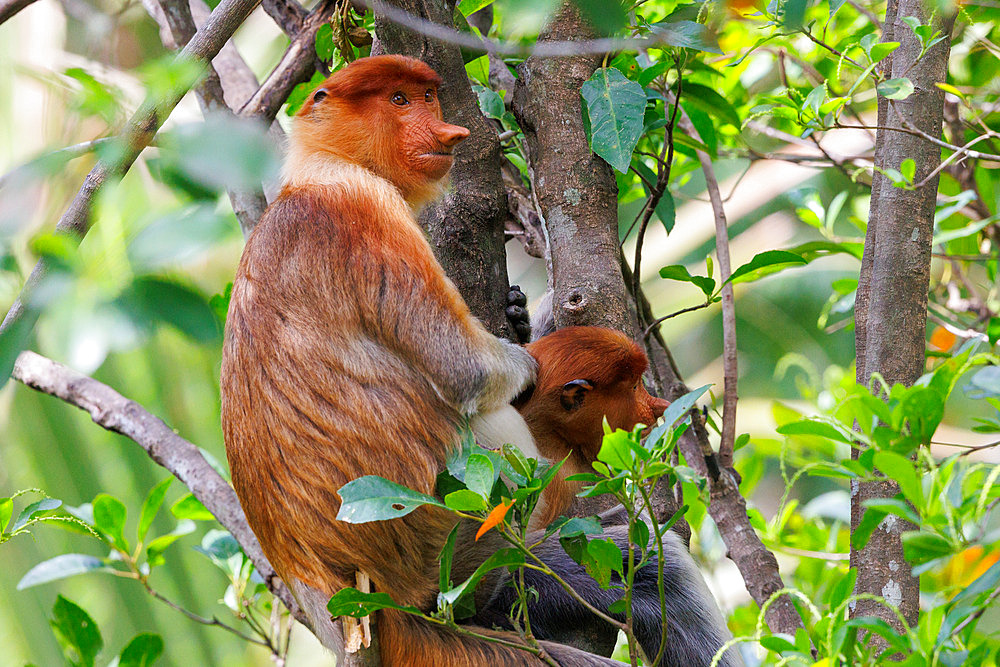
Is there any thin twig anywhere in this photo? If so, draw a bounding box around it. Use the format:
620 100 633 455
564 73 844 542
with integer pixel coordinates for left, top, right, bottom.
642 301 713 338
145 584 271 647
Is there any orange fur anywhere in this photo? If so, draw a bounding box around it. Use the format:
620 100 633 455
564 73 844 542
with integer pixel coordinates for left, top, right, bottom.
516 327 670 526
221 57 615 666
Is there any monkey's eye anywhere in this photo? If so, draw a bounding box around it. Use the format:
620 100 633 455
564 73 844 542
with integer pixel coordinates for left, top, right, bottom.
391 92 409 106
424 89 434 103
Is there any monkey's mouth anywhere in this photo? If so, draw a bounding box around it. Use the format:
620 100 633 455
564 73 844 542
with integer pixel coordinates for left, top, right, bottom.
420 151 454 158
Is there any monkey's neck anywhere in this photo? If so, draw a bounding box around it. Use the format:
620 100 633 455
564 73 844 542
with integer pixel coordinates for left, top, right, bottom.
281 147 438 212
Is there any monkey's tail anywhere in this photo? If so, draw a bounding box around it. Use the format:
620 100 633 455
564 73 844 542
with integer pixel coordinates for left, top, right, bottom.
378 608 624 667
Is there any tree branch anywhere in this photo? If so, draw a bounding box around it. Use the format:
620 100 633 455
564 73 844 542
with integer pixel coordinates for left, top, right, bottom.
0 0 38 24
10 350 307 628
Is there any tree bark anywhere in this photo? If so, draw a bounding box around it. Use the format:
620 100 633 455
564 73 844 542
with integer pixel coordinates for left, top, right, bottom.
511 1 631 335
374 0 514 339
853 0 955 632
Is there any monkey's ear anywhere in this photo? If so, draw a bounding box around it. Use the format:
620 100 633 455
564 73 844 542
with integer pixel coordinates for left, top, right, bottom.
560 379 593 411
313 89 329 104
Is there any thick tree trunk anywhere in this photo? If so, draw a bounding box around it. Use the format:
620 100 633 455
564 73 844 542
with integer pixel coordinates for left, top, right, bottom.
511 1 631 335
853 0 955 632
374 0 514 339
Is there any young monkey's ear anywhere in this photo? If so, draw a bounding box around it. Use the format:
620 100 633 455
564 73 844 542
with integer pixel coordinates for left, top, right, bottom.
560 379 593 411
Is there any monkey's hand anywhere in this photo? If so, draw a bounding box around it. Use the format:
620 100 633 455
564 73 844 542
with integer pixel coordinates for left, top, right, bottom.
506 285 531 344
476 339 537 413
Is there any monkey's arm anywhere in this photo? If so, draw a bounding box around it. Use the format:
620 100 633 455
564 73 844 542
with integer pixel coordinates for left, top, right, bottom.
369 250 536 416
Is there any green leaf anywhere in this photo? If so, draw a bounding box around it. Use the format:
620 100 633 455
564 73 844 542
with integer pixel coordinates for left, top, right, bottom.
571 0 627 36
457 0 495 17
50 595 103 667
118 633 164 667
658 265 715 297
725 250 808 286
862 498 919 525
115 277 220 344
581 68 647 173
475 86 505 120
146 520 196 566
444 489 488 512
776 419 853 443
988 318 1000 348
877 77 915 100
900 158 915 183
170 494 215 521
632 161 676 234
314 24 335 60
337 476 445 523
902 531 954 563
782 0 808 28
649 20 722 54
438 548 524 611
869 42 900 63
587 537 623 578
92 494 128 552
0 497 13 532
138 478 172 544
465 453 496 498
681 82 740 129
873 451 923 508
438 524 459 593
17 554 109 589
559 516 603 538
327 587 422 618
645 384 712 448
597 429 635 471
11 497 61 532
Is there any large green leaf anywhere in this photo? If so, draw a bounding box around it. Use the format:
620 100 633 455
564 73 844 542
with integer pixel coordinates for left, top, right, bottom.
581 68 646 173
724 250 808 286
50 595 103 667
92 494 128 552
337 476 445 523
327 587 422 618
17 554 109 590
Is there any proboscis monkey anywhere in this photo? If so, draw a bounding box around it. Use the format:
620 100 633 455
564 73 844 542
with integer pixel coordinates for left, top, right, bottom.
221 55 740 667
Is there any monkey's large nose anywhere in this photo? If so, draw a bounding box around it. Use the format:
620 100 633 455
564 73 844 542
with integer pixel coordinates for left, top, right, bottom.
649 396 670 419
434 123 471 147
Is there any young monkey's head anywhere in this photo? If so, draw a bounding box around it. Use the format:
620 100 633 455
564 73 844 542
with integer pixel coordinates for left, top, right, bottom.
292 55 470 205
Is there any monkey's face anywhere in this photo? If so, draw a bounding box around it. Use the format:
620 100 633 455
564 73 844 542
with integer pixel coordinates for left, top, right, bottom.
294 56 469 205
381 82 470 184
